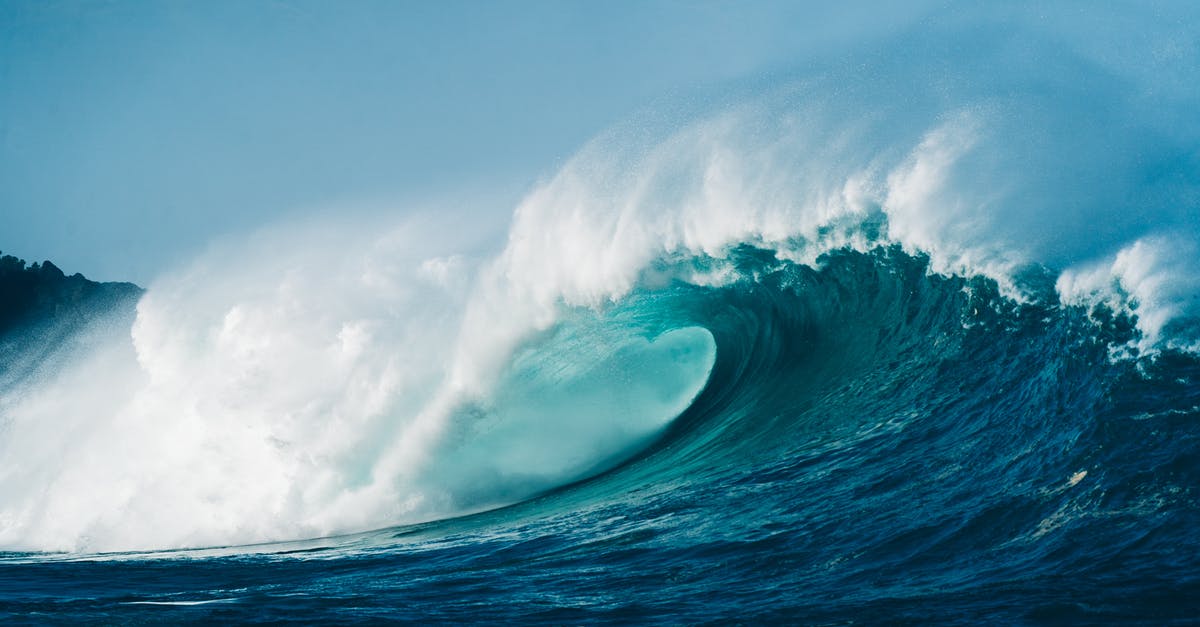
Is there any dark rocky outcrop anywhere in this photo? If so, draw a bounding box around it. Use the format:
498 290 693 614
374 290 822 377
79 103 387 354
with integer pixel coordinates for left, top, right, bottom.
0 251 143 378
0 252 142 336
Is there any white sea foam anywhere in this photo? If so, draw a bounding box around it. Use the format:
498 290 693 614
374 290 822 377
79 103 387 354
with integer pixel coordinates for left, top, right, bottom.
1057 236 1200 353
0 213 715 552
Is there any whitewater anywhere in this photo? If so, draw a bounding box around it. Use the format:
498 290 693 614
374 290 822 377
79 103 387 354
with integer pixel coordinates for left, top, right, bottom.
2 4 1199 622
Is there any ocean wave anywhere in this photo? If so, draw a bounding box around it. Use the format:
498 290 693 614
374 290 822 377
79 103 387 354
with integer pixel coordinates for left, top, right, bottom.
1 3 1198 557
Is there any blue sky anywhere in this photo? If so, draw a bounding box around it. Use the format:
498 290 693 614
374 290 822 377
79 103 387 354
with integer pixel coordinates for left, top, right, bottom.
0 1 937 283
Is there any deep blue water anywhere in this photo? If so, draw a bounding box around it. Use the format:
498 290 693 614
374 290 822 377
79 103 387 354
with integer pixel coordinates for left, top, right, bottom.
3 248 1198 624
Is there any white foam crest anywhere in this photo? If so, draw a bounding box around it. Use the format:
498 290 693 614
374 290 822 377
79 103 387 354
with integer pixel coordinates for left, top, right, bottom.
490 11 1200 343
1057 236 1200 353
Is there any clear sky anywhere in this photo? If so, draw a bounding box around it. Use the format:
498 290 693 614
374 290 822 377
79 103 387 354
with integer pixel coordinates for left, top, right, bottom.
0 1 938 283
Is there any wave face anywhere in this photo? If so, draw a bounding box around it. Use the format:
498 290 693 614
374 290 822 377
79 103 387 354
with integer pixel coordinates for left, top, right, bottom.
2 3 1200 622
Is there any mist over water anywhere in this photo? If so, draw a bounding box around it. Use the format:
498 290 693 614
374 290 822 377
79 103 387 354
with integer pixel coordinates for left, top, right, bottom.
0 11 1198 624
0 212 722 552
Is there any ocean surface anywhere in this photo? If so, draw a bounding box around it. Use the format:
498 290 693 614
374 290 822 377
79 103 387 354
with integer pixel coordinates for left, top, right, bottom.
2 5 1200 624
